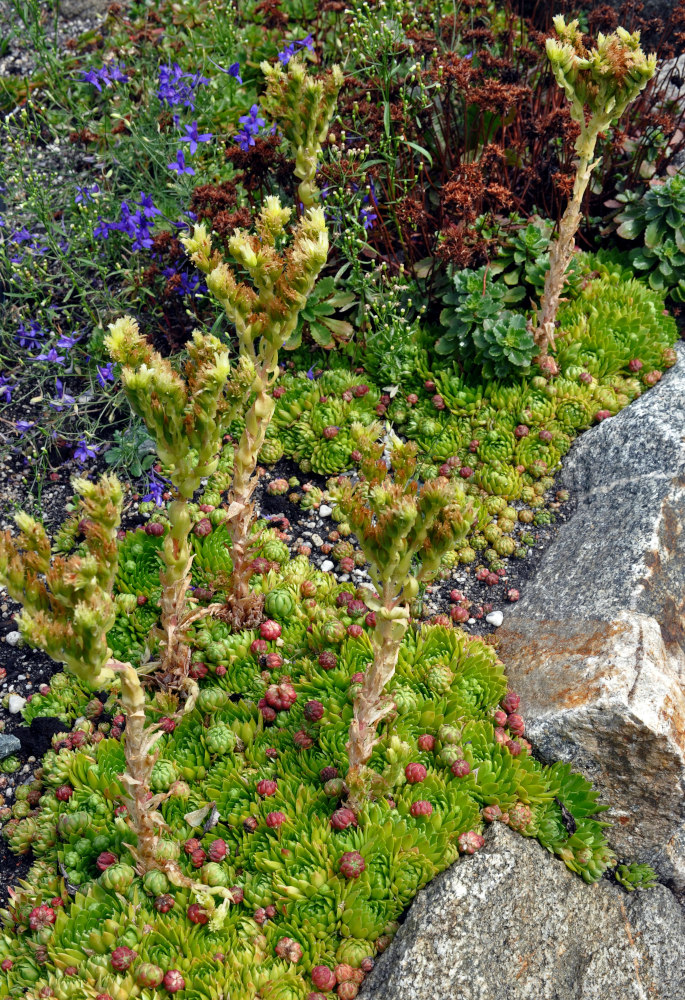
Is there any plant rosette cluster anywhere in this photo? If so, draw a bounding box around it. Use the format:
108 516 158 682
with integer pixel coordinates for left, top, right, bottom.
0 600 616 999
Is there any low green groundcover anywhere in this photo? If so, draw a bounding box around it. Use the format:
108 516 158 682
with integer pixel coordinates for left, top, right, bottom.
1 551 613 1000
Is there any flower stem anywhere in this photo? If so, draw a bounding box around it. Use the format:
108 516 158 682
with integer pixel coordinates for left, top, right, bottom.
110 659 162 874
345 586 409 814
157 498 194 689
226 363 277 627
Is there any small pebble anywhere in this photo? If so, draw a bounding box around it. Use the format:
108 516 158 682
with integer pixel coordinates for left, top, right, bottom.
319 504 333 518
485 611 504 627
4 631 21 646
321 560 334 572
8 694 26 714
311 534 324 548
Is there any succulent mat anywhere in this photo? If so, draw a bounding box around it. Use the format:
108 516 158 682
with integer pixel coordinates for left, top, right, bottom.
1 551 612 999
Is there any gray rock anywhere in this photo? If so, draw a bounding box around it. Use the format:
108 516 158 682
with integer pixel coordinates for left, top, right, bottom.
497 612 685 896
0 734 21 761
361 824 685 1000
58 0 111 19
511 345 685 650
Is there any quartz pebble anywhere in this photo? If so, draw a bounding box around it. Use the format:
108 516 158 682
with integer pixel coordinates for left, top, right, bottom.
319 504 333 518
8 694 27 714
485 611 504 627
321 560 335 572
4 631 21 646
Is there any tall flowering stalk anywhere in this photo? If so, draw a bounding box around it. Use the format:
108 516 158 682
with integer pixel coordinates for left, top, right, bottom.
260 56 343 209
534 18 656 369
0 475 122 689
106 322 254 684
328 436 475 813
0 476 161 871
182 198 329 625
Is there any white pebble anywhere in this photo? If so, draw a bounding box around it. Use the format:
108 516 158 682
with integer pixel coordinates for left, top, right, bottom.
486 611 504 627
4 631 21 647
319 504 333 518
321 559 334 572
311 534 324 547
8 694 26 714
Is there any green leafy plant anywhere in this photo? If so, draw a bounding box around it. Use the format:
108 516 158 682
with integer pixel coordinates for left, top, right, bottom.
489 220 584 306
471 311 536 380
614 862 658 892
437 267 535 378
289 275 356 350
104 423 157 479
437 266 509 361
614 172 685 301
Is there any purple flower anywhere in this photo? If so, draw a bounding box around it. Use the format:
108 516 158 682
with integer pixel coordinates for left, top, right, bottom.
157 62 208 111
108 63 128 83
96 362 115 387
0 376 13 403
15 321 43 348
236 104 266 150
306 366 315 380
137 192 161 219
36 347 66 365
79 63 127 91
278 34 314 65
49 379 76 411
75 183 100 204
80 67 105 91
94 198 159 250
15 420 34 433
142 469 170 506
93 217 111 239
56 332 81 351
74 440 99 464
181 120 213 155
208 58 242 83
360 207 377 230
278 43 296 65
167 149 195 175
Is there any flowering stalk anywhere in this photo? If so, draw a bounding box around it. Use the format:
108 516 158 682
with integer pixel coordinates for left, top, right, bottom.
182 198 329 625
109 659 164 873
106 320 254 685
534 18 656 368
328 435 475 813
260 56 343 209
0 475 122 689
0 477 160 870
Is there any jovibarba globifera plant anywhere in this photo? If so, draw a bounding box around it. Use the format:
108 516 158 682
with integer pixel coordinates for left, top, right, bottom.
106 321 255 687
0 475 122 691
182 197 329 626
534 17 656 369
328 433 476 812
260 55 343 209
0 476 164 873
